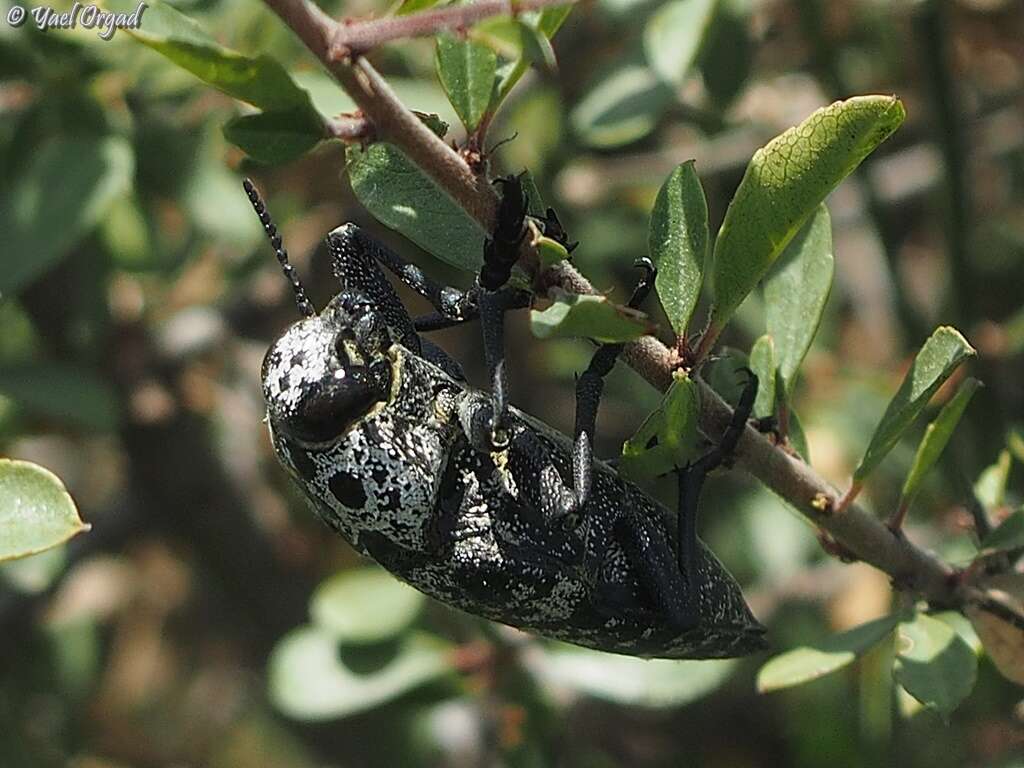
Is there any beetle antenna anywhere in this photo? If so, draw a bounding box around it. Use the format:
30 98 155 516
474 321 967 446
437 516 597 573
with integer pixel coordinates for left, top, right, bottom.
243 178 316 318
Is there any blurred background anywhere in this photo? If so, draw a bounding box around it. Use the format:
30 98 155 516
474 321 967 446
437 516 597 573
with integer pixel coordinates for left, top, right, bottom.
1 0 1023 765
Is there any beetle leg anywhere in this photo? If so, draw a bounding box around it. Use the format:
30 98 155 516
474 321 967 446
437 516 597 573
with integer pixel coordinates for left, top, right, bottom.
675 371 758 584
572 258 656 509
615 512 699 631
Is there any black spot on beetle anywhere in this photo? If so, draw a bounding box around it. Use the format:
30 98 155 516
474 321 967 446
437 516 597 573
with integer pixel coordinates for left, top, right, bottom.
329 471 367 509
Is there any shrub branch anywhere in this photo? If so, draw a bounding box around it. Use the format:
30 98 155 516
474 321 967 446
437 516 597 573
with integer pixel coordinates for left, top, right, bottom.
259 0 967 611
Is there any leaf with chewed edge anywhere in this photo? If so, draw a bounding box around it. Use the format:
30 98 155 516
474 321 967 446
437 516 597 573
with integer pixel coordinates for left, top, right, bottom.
748 335 777 420
620 370 701 482
895 613 977 719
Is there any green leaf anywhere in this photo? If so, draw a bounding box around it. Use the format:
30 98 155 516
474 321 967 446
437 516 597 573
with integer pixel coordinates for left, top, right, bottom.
570 63 673 148
223 109 325 166
620 370 701 482
537 6 573 37
642 0 718 85
709 96 905 334
310 568 425 645
757 614 899 693
533 642 737 707
788 407 810 462
975 450 1012 511
648 161 708 337
269 628 454 721
0 363 120 431
516 20 558 72
749 335 776 420
346 142 488 271
0 136 133 296
435 34 498 133
535 235 570 269
0 459 89 562
764 205 834 396
899 377 981 507
981 508 1024 551
895 613 977 719
698 0 753 108
128 0 315 112
853 327 976 483
531 290 653 344
396 0 443 14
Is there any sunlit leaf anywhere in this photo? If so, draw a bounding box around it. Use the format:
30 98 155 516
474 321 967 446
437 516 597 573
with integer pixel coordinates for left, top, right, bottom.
894 613 977 719
899 377 981 508
764 205 834 396
310 568 424 644
537 5 573 37
435 34 498 132
127 0 315 111
531 289 653 344
269 628 454 720
0 459 89 562
757 614 898 692
570 64 673 148
974 450 1012 511
396 0 443 14
0 136 133 296
853 327 976 483
346 142 488 271
533 642 737 707
643 0 718 85
649 160 708 337
620 370 701 482
709 96 904 335
749 334 776 420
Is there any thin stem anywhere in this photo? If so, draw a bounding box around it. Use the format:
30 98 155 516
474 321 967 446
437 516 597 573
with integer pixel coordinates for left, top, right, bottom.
259 0 967 612
330 0 578 56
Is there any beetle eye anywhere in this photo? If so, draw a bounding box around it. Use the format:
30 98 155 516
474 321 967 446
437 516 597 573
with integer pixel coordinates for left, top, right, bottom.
288 371 379 444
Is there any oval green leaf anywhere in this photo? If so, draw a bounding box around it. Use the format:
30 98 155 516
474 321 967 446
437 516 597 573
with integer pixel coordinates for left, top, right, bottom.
710 96 905 334
531 290 653 344
757 614 899 693
533 642 737 707
643 0 718 86
895 613 977 719
899 377 981 507
0 459 89 562
749 334 777 420
620 370 701 482
698 0 753 109
435 34 498 133
570 64 674 149
223 109 326 166
764 204 835 396
649 160 708 337
269 628 454 721
853 326 976 483
310 567 425 645
346 142 488 271
0 136 133 296
0 363 120 431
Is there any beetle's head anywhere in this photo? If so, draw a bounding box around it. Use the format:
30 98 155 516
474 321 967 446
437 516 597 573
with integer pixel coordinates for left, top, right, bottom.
244 179 394 445
261 291 394 445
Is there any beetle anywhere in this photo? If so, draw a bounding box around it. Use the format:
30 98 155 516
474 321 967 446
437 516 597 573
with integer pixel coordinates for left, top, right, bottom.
246 177 766 659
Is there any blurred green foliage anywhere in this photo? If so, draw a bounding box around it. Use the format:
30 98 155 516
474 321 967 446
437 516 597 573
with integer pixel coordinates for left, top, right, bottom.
1 0 1023 766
